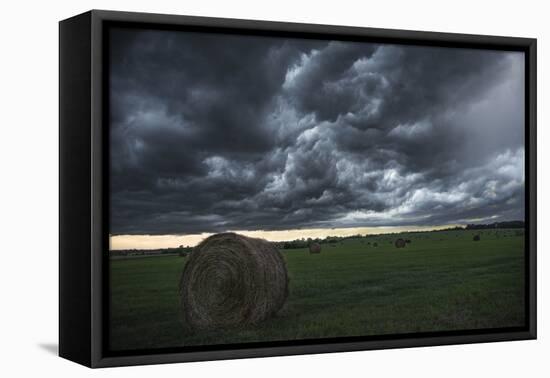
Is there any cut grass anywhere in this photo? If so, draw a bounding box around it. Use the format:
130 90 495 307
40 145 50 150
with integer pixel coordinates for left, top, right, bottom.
109 229 525 351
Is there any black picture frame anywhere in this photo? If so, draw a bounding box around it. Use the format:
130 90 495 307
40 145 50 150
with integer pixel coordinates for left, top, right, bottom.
59 9 537 368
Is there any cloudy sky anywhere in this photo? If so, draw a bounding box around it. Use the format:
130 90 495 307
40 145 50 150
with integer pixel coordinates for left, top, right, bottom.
109 27 525 244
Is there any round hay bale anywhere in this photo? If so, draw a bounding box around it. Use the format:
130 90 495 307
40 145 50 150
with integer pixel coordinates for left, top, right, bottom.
179 233 288 330
395 238 406 248
373 242 378 247
309 242 321 254
473 234 481 241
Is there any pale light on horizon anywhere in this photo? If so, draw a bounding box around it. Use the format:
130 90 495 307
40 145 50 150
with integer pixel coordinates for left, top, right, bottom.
109 224 463 250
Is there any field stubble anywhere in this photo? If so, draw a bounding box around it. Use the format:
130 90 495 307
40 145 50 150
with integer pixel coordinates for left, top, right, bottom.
109 229 525 351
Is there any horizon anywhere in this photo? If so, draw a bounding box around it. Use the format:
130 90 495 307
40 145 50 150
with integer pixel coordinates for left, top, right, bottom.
109 219 524 250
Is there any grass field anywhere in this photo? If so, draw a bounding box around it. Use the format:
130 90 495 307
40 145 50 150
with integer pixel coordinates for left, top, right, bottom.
109 229 525 351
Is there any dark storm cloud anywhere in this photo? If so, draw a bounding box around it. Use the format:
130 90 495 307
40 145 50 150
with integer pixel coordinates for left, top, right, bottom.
109 28 525 235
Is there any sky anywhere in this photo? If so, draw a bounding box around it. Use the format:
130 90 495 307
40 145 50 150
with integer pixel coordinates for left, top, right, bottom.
109 27 525 249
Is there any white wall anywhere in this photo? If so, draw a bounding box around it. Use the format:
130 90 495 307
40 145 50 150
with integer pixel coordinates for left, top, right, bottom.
0 0 547 376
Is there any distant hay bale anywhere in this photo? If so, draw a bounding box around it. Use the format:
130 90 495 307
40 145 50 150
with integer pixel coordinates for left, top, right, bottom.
373 242 378 247
395 238 406 248
405 239 411 244
473 235 481 241
179 233 288 330
309 242 321 254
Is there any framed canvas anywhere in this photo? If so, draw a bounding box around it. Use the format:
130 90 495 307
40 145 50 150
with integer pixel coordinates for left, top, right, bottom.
59 10 537 368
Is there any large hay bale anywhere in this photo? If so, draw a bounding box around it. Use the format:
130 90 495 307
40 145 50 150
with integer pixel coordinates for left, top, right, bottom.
179 233 288 330
395 238 406 248
309 242 321 254
473 234 481 241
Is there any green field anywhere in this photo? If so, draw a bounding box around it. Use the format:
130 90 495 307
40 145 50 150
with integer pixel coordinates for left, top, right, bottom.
109 229 525 351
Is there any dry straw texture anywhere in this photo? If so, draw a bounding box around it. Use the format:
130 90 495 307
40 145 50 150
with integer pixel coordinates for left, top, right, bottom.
309 242 321 254
395 238 406 248
179 233 288 330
